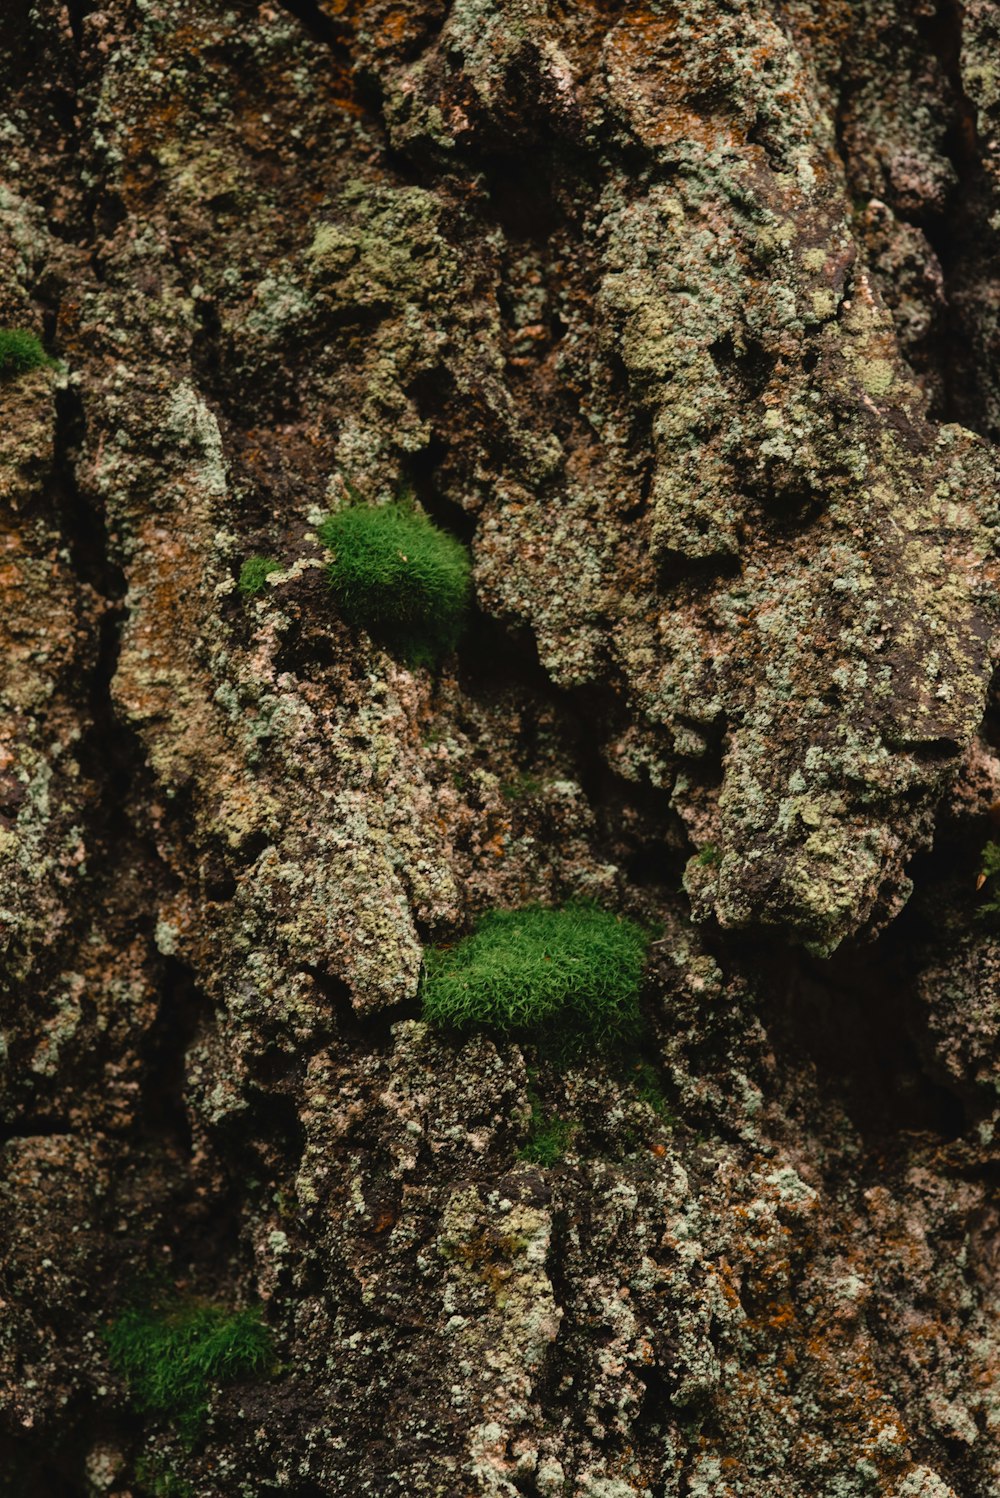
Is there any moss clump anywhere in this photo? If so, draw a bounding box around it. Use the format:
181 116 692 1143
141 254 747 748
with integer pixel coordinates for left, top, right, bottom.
238 555 281 596
106 1300 273 1437
421 902 650 1044
501 772 543 803
632 1059 675 1123
518 1093 575 1165
318 500 471 664
977 840 1000 921
0 328 55 378
135 1456 193 1498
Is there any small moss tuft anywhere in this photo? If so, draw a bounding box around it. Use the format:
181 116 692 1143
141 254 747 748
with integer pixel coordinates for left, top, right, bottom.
135 1455 194 1498
0 328 55 378
518 1092 575 1165
632 1059 675 1123
501 772 543 803
420 901 650 1044
318 499 471 665
977 840 1000 922
237 555 281 596
106 1299 273 1437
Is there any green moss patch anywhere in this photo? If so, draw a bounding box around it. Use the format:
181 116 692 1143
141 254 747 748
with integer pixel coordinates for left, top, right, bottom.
318 500 471 665
237 555 281 596
631 1059 676 1123
420 902 650 1044
518 1093 576 1165
106 1300 273 1437
0 328 55 378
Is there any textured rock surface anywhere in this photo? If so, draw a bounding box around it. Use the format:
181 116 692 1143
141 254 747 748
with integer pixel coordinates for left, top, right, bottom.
2 1 1000 1494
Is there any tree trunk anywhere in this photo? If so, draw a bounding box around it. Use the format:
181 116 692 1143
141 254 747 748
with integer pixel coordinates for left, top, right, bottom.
2 1 1000 1494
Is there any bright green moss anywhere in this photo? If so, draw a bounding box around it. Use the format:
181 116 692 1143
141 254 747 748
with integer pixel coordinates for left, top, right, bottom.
0 328 55 378
238 555 281 596
106 1300 273 1437
318 500 471 665
420 902 650 1044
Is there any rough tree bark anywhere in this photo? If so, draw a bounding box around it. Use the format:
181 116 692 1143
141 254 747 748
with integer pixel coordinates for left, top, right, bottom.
2 1 1000 1494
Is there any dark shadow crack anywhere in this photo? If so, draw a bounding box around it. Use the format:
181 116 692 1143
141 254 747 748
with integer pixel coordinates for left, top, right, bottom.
275 0 353 57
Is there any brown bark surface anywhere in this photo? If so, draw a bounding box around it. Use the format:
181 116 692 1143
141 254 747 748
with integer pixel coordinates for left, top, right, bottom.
3 2 1000 1495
